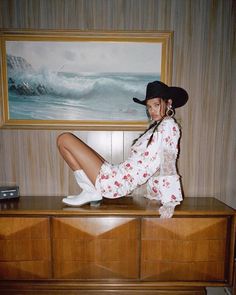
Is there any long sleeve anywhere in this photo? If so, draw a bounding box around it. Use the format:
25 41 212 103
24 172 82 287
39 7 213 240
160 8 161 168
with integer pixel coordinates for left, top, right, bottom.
146 174 182 204
145 118 183 204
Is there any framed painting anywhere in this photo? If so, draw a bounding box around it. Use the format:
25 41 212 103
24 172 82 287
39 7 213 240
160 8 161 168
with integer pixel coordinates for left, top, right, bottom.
0 30 173 130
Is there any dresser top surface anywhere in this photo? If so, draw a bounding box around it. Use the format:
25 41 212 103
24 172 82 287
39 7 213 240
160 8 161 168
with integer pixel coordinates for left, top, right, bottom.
0 195 235 216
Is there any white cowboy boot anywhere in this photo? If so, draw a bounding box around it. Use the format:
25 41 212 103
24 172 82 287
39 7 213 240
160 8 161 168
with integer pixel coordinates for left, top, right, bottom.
62 170 102 207
66 170 91 199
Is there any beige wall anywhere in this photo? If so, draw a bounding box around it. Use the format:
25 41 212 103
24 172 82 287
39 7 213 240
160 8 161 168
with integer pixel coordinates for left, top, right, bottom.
0 0 235 208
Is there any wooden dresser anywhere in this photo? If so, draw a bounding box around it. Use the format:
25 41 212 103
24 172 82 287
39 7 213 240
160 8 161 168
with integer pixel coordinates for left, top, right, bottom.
0 196 235 295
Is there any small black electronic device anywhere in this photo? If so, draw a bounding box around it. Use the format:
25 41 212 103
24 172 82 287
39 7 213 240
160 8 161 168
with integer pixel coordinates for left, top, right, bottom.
0 186 20 200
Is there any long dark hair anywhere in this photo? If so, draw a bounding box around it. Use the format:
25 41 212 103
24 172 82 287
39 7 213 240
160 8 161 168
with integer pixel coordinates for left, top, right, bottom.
132 98 172 147
132 118 165 147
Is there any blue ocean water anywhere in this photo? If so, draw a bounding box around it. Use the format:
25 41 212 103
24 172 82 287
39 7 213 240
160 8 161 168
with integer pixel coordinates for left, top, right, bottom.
8 71 159 121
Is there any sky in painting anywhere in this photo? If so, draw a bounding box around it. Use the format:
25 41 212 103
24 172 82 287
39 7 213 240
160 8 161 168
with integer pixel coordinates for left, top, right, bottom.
6 40 162 74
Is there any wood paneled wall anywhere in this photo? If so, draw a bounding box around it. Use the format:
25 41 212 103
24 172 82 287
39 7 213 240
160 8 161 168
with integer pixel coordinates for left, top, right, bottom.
0 0 235 208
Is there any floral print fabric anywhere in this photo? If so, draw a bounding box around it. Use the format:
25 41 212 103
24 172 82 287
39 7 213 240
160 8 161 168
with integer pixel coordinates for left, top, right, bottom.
95 117 183 205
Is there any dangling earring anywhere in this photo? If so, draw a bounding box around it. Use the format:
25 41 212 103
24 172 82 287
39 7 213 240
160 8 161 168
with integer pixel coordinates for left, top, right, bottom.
166 105 174 118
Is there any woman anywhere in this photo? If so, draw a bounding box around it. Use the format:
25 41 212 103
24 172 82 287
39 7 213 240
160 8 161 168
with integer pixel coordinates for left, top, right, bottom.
57 81 188 218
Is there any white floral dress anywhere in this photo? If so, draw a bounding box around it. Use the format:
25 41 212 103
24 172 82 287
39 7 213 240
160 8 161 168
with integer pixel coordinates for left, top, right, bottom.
95 117 183 205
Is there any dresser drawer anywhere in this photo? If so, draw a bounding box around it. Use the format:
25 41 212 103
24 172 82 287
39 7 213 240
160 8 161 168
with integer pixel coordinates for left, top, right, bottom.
0 217 51 279
141 217 229 282
52 217 140 279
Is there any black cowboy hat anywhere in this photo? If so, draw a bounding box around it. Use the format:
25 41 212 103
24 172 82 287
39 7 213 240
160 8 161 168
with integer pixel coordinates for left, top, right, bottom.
133 81 188 109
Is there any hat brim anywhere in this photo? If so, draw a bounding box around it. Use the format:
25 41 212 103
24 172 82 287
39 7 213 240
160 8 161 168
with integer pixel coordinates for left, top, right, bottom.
133 87 188 109
168 87 188 108
133 97 146 105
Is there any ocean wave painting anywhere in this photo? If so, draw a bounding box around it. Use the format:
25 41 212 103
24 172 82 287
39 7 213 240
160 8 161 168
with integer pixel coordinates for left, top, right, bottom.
5 39 162 122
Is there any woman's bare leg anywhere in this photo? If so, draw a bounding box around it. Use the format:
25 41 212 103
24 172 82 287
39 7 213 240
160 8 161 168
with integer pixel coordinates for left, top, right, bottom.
57 132 105 185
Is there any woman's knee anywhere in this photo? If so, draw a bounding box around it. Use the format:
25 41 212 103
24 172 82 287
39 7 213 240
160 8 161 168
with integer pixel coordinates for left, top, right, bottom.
57 132 74 148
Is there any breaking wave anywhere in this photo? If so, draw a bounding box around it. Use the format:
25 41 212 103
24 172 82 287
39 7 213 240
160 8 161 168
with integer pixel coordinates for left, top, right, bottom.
8 69 159 121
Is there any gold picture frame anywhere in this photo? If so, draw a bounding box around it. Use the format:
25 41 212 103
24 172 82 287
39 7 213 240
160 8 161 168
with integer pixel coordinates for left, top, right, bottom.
0 30 173 130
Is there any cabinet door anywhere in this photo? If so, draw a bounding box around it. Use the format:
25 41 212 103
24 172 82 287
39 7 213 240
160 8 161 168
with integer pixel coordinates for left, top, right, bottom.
0 217 51 279
141 217 229 282
52 217 139 279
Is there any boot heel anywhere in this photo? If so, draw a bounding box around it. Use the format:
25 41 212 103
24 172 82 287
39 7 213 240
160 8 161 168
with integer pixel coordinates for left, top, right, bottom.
90 200 101 207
